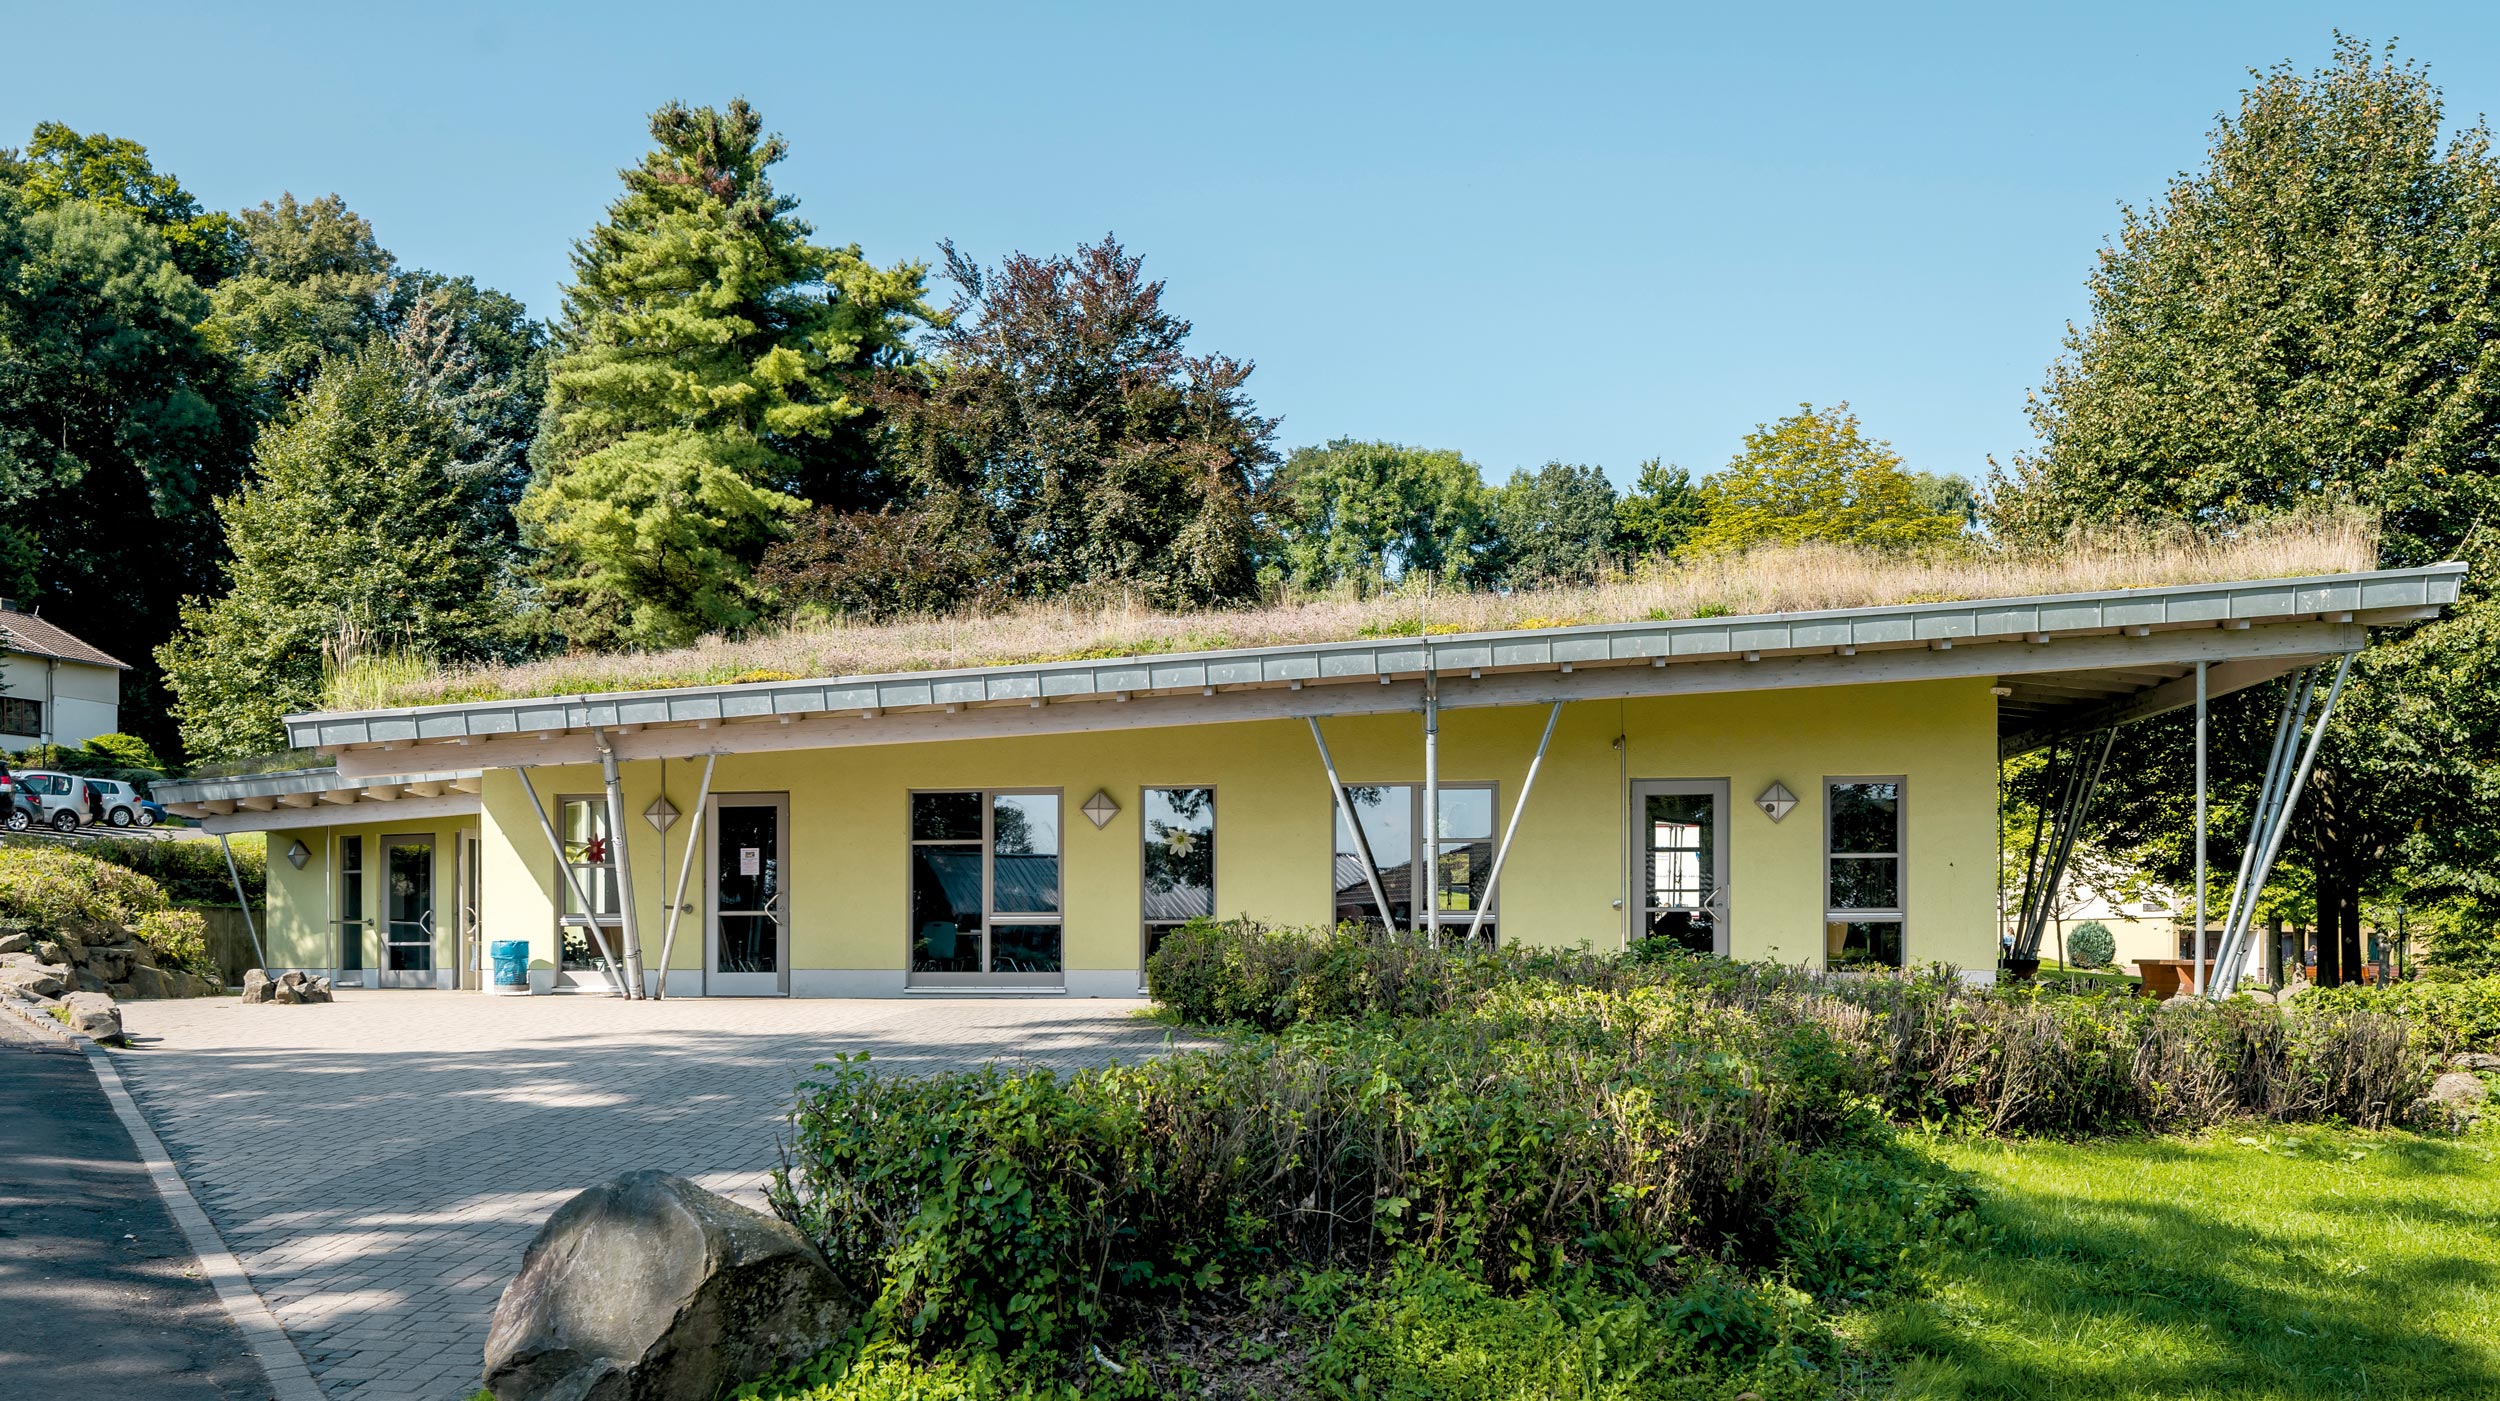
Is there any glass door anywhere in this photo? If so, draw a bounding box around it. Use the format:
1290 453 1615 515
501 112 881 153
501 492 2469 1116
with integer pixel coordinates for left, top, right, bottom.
1634 781 1728 955
379 833 437 988
707 793 789 995
337 835 366 985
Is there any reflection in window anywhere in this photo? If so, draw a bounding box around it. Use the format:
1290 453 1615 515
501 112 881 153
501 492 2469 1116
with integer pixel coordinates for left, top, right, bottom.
1331 784 1497 944
909 791 1062 977
1142 787 1215 968
1826 781 1904 969
558 796 619 970
1644 793 1718 954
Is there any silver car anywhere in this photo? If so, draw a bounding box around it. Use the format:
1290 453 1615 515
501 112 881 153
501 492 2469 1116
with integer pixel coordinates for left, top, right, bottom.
14 770 92 831
81 777 148 827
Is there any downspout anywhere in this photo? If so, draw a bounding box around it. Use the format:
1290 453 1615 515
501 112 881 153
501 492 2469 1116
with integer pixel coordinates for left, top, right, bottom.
593 727 648 998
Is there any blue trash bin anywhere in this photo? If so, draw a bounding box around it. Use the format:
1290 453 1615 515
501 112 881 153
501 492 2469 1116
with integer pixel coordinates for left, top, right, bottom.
490 939 531 995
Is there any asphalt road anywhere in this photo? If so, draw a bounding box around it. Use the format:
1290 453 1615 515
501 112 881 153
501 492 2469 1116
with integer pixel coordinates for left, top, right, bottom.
0 1015 271 1400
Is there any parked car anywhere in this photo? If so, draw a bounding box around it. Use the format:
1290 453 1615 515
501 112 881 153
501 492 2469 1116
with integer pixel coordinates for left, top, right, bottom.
14 770 93 831
139 797 168 827
81 777 147 827
4 788 39 832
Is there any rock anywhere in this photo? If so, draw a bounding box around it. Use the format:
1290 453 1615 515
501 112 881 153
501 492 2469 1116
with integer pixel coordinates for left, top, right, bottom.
279 970 306 990
0 930 29 955
33 939 72 966
273 981 303 1005
482 1171 852 1401
83 947 131 982
0 965 64 1000
125 964 168 1000
2432 1071 2489 1108
106 981 135 1001
303 976 334 1004
2450 1051 2500 1072
70 966 109 994
60 990 121 1041
240 969 275 1004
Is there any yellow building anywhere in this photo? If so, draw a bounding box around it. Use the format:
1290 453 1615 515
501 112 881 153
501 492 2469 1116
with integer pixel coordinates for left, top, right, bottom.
155 564 2460 997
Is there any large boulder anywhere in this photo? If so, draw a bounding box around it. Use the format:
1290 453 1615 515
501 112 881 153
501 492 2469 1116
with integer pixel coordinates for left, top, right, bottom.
126 964 168 1000
240 969 275 1004
2451 1051 2500 1073
59 990 121 1041
301 975 334 1004
0 964 64 1000
0 929 30 955
2431 1071 2489 1109
482 1171 852 1401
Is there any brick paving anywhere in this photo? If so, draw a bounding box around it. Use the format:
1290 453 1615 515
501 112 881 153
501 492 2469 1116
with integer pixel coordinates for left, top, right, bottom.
107 990 1191 1400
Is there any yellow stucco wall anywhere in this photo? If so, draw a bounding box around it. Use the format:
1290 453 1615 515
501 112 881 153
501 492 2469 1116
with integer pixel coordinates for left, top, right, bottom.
265 814 481 981
427 676 1999 993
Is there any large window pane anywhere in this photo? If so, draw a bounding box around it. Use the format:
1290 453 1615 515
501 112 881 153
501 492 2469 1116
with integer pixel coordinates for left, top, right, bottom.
1435 787 1493 841
1333 784 1413 927
992 923 1063 974
1828 782 1900 854
1826 920 1904 970
1828 856 1900 911
1143 787 1215 924
913 791 983 840
911 846 983 972
992 793 1060 913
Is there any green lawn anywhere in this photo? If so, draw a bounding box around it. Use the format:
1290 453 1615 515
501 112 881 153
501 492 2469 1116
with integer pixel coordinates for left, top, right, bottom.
1873 1123 2500 1399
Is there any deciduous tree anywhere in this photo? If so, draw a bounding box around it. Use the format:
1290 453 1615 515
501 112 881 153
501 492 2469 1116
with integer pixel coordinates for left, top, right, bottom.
204 193 396 410
1615 458 1706 563
1692 403 1962 554
1270 439 1492 589
0 122 242 285
1488 461 1618 586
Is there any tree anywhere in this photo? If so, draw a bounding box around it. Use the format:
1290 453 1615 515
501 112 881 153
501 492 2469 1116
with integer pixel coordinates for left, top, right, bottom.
159 339 500 760
384 272 547 562
1994 38 2500 985
1909 472 1980 529
876 236 1274 609
758 503 1004 622
520 100 933 647
0 122 242 285
1614 458 1706 563
1692 404 1963 554
204 193 396 409
0 187 247 751
1270 439 1493 589
1488 461 1618 586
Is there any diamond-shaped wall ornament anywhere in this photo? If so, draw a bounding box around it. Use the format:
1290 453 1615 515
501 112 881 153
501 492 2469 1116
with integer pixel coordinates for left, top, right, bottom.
285 839 312 870
1081 788 1121 829
643 793 680 833
1755 781 1798 824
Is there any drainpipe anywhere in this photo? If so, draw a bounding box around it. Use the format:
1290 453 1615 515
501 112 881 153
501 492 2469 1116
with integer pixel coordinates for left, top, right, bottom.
594 727 648 998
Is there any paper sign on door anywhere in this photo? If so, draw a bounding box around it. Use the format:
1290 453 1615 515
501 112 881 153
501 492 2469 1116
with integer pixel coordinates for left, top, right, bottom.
739 847 761 876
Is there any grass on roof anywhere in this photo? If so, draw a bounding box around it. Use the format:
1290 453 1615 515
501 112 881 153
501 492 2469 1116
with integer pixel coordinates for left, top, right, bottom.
332 512 2379 712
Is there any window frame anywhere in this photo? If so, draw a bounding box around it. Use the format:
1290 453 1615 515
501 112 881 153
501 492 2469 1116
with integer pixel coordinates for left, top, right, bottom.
0 696 41 737
556 793 621 972
1823 775 1907 971
1327 780 1500 944
1139 784 1217 977
907 787 1065 987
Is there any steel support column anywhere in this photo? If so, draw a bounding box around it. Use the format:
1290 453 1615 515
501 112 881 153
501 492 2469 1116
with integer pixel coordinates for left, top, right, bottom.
515 765 629 997
1423 675 1440 946
593 727 647 998
2193 661 2208 995
2013 728 2116 962
218 833 267 971
652 753 716 999
1309 716 1395 931
2212 655 2351 997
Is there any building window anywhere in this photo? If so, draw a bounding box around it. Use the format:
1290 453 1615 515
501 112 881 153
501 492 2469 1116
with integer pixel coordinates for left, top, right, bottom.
558 796 620 970
910 791 1062 977
339 835 365 973
0 697 40 737
1826 779 1905 969
1141 787 1215 969
1330 783 1498 944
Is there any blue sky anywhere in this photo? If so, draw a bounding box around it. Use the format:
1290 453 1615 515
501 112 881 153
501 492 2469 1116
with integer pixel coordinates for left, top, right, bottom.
9 3 2500 488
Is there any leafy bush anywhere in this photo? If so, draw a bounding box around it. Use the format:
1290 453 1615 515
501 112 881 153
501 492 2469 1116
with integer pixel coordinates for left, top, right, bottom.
2066 920 2115 969
2307 975 2500 1052
70 833 265 906
0 843 177 931
132 907 212 976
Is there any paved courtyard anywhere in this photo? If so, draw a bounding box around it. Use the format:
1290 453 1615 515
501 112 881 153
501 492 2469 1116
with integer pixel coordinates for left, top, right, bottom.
107 990 1191 1400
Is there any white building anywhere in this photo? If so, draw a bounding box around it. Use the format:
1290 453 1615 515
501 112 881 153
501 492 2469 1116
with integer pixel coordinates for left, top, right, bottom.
0 600 125 749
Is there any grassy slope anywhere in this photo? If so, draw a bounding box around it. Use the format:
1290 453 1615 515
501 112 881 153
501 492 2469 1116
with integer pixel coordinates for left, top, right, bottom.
1879 1124 2500 1399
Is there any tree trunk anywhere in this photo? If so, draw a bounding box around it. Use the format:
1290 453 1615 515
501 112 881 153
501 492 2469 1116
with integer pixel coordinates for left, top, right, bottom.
2314 853 2345 988
2337 879 2365 984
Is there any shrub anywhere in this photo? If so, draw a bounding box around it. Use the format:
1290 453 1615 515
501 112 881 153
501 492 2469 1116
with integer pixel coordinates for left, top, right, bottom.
2307 975 2500 1052
132 907 212 976
0 843 175 932
70 833 265 906
2066 920 2115 969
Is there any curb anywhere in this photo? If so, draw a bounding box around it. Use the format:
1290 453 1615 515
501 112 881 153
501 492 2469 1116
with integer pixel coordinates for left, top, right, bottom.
4 996 326 1401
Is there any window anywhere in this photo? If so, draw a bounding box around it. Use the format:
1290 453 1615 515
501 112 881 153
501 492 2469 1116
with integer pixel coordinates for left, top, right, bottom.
1825 779 1904 970
0 697 39 737
1330 783 1498 944
558 796 620 970
339 836 364 972
1141 787 1215 969
910 790 1062 980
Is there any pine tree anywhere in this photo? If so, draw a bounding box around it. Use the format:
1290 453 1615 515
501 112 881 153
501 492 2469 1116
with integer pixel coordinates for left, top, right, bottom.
520 100 933 647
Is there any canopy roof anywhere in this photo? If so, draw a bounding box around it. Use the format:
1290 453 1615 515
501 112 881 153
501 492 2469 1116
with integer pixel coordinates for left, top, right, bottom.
248 563 2461 786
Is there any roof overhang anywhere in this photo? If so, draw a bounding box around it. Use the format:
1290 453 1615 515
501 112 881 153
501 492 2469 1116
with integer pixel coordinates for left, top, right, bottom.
273 564 2461 779
155 768 482 834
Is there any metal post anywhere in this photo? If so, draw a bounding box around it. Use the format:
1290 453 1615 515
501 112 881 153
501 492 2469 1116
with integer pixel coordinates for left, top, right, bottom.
515 765 629 997
2212 669 2310 973
2016 729 2114 960
1423 674 1440 946
653 754 716 999
217 833 268 972
594 728 648 998
1468 703 1562 944
2213 653 2352 996
1309 717 1395 930
2193 661 2208 995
